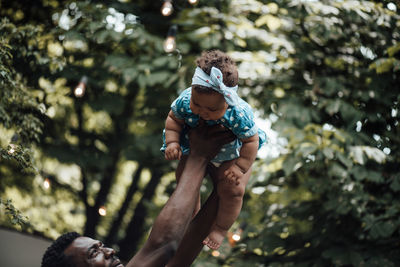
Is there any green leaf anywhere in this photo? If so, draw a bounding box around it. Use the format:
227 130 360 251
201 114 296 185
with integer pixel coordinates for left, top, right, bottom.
322 147 334 159
370 58 396 73
297 142 317 157
363 146 386 163
282 155 298 176
329 163 346 178
336 152 352 168
146 71 171 86
325 99 341 115
350 146 365 164
365 171 384 183
390 175 400 192
349 251 364 266
350 165 367 181
104 54 132 69
339 102 361 124
88 92 125 115
322 247 350 265
370 221 396 238
387 43 400 57
122 67 138 84
152 56 170 67
64 30 86 42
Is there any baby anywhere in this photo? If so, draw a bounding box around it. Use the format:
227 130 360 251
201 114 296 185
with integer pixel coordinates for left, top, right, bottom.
161 50 266 250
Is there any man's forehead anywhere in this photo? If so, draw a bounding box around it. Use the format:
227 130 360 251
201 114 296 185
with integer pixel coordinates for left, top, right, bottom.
64 236 98 257
72 236 99 248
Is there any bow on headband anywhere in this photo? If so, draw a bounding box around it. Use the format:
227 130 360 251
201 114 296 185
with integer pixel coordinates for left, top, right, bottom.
191 67 240 106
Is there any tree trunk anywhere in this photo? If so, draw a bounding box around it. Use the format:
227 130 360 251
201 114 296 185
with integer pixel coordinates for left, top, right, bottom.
105 164 144 245
84 152 120 237
117 168 164 261
83 87 139 237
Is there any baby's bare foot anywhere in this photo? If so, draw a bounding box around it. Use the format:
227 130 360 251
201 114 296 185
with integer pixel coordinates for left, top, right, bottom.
202 225 227 250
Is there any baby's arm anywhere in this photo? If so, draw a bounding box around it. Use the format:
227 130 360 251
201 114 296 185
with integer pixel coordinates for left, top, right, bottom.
165 110 184 160
224 133 259 184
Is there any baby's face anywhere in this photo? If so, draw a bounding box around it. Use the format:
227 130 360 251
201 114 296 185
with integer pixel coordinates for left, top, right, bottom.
190 89 228 121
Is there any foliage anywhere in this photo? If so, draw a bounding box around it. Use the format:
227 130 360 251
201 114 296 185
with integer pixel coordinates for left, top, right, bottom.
0 198 30 228
1 0 399 266
0 19 44 172
1 0 183 261
196 0 400 266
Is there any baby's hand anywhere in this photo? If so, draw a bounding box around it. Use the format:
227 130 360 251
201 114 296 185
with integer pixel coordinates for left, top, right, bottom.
165 142 182 160
223 164 244 185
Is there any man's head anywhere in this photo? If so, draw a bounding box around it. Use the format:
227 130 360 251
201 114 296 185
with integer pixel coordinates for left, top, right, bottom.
42 232 123 267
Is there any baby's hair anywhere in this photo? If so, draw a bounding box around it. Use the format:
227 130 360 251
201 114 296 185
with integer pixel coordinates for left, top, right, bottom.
193 50 238 94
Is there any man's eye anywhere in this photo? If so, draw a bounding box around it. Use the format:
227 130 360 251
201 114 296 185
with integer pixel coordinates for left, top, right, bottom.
90 249 98 258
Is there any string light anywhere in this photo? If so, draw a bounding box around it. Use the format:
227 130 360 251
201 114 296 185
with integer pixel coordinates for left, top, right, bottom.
161 0 173 16
7 134 19 155
7 144 17 155
98 206 107 216
211 250 220 257
74 76 87 98
188 0 198 4
228 225 244 246
43 178 51 190
163 25 177 53
232 233 241 241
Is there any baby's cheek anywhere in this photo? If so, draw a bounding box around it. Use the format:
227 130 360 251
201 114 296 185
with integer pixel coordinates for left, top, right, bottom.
211 110 226 120
191 105 199 115
189 102 195 112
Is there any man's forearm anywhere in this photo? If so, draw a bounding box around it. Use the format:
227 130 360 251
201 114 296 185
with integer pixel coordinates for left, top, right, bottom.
128 154 207 267
167 190 219 267
151 154 207 244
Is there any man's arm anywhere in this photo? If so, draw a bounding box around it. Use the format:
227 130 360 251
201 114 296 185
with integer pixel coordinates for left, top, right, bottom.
167 161 252 267
126 121 234 267
166 164 220 267
167 191 218 267
127 153 208 267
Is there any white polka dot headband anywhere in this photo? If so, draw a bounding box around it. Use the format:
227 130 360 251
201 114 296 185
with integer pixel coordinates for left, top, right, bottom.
191 67 240 106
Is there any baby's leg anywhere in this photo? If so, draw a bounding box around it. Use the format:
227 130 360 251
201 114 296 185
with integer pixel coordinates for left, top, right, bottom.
176 155 201 218
203 160 252 250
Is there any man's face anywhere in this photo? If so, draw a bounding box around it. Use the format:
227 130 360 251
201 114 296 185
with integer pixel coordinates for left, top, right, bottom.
64 236 124 267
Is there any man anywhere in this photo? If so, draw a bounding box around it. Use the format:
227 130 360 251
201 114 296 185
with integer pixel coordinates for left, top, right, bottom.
42 121 234 267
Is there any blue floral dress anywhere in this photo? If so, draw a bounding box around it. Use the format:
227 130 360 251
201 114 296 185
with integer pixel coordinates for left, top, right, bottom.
161 88 267 163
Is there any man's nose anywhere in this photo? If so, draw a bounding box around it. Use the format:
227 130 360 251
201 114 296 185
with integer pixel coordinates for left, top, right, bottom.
102 247 115 258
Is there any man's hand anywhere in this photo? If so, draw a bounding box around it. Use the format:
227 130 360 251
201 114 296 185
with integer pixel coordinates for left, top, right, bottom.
165 142 182 160
189 119 235 160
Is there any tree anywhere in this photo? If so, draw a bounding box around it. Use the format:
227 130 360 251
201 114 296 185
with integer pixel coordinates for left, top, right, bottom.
204 1 400 266
2 0 399 266
0 0 181 249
